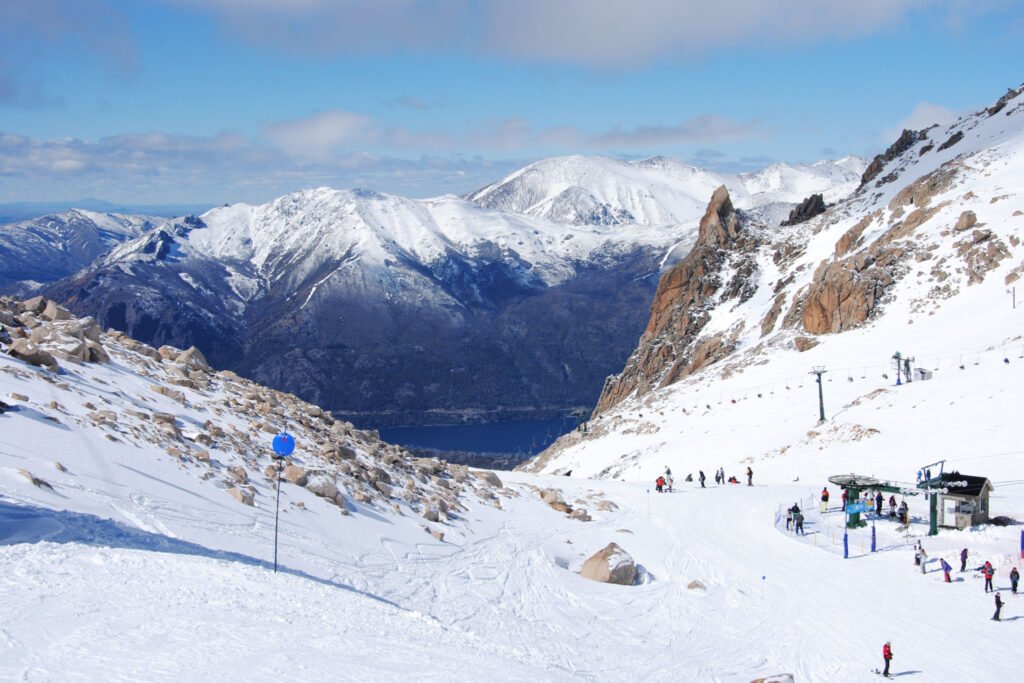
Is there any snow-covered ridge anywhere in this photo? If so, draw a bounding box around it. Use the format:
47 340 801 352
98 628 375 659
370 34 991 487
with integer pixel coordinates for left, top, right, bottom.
467 154 866 225
0 209 159 292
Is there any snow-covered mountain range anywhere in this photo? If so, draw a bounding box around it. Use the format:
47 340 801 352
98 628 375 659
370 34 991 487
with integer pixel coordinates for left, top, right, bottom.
467 154 865 225
0 210 159 294
0 154 864 426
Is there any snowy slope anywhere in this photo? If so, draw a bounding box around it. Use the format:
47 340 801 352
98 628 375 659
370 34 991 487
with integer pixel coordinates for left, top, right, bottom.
467 154 866 225
0 210 159 293
2 315 1022 681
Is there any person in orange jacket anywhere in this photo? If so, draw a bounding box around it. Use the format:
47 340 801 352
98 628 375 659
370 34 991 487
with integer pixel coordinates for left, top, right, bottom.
820 487 830 513
882 641 893 678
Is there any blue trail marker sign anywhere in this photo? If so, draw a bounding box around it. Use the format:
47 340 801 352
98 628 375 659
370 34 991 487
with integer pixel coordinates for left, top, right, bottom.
271 431 295 572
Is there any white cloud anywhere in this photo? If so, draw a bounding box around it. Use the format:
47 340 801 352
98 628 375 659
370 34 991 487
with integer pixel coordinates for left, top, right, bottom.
163 0 953 67
884 102 960 141
0 109 767 203
263 111 376 160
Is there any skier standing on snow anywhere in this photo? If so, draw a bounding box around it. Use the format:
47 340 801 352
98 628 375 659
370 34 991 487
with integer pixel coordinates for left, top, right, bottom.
699 470 706 488
888 495 897 518
940 558 952 583
919 544 928 574
1010 567 1019 595
993 592 1003 621
875 491 884 518
655 476 665 493
794 510 805 536
841 488 848 511
983 562 994 593
746 466 753 486
821 487 830 513
881 641 893 678
960 547 969 572
666 474 674 493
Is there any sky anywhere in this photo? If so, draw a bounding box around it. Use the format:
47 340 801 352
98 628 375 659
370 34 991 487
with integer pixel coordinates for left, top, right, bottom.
0 0 1021 208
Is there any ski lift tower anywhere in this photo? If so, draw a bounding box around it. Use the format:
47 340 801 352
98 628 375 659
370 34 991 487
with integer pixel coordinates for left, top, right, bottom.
917 459 947 536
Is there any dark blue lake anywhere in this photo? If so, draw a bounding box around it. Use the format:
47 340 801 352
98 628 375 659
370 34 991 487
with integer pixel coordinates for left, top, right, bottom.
379 417 577 455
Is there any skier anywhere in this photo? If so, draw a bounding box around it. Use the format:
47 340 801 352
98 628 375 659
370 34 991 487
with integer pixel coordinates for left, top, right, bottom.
820 487 830 513
875 491 884 518
785 506 793 531
666 475 674 493
698 470 706 488
940 558 952 583
983 562 994 593
746 466 753 486
1010 567 1019 595
718 467 725 484
888 495 897 518
919 543 928 574
993 592 1003 621
914 544 921 567
841 488 848 511
655 476 665 493
898 501 909 525
960 547 969 573
794 510 805 536
881 641 893 678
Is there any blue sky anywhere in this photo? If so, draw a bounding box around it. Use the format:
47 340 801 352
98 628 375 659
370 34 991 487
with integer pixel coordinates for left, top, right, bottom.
0 0 1021 206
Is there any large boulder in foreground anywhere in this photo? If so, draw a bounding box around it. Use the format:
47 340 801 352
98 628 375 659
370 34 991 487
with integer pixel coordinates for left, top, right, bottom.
580 543 637 585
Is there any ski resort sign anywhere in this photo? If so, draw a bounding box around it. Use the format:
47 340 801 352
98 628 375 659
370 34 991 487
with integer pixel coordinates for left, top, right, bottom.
846 502 866 514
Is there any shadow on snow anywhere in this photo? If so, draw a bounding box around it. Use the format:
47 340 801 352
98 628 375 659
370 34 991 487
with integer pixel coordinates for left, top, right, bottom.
0 498 400 609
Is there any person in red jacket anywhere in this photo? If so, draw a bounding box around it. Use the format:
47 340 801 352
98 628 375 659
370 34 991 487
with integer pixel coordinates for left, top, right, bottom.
841 488 848 511
882 641 893 678
983 562 994 592
820 487 830 513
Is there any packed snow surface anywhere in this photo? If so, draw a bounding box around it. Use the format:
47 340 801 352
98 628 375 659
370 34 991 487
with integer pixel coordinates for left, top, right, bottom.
1 328 1022 681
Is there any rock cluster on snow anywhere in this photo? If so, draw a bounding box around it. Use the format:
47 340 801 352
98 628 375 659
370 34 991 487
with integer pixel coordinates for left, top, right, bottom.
1 295 109 369
0 294 514 530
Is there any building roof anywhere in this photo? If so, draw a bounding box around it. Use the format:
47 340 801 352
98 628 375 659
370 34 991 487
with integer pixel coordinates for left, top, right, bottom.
938 471 993 497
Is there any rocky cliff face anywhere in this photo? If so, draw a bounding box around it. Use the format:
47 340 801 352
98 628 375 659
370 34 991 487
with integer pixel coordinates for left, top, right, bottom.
594 186 763 414
587 83 1024 421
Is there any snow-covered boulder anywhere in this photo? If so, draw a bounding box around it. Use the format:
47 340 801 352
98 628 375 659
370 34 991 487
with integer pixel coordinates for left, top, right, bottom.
580 543 637 585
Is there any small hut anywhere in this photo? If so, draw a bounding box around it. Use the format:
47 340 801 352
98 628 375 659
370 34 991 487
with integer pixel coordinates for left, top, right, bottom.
937 471 993 529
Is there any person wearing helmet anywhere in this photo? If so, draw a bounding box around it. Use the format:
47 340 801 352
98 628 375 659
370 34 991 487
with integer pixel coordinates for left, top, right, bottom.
882 641 893 677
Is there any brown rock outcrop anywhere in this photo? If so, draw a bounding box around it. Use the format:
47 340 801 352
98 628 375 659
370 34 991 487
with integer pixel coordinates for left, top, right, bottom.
595 187 759 414
580 543 637 585
801 261 891 335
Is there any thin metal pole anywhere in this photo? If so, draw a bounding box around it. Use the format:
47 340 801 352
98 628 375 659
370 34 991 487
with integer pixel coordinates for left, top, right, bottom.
273 459 282 573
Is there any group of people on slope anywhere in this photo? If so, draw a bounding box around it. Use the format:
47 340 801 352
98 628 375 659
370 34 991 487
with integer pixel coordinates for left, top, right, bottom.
915 543 1019 622
655 466 751 491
